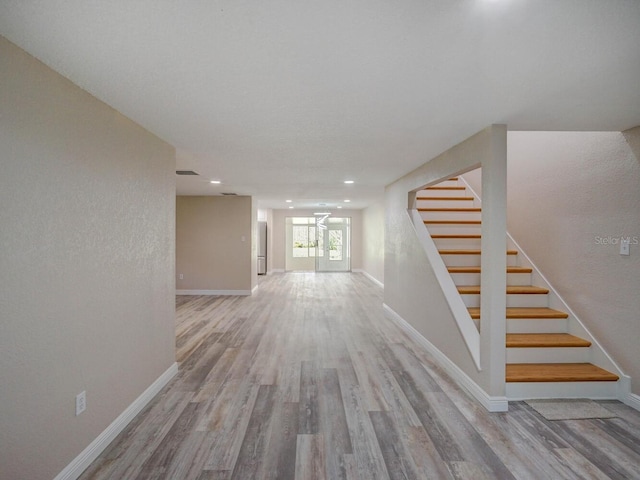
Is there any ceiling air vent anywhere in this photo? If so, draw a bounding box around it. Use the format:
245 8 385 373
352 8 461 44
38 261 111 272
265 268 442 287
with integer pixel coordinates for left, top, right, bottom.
176 170 199 175
221 192 237 196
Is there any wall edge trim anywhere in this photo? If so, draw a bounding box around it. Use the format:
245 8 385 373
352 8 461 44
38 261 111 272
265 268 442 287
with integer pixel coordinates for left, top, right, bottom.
352 269 384 288
176 289 251 296
619 374 640 411
383 303 508 412
54 362 179 480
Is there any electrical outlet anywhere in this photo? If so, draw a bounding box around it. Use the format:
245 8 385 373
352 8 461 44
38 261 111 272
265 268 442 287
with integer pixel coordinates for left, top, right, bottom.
179 274 184 280
76 391 86 416
620 238 630 256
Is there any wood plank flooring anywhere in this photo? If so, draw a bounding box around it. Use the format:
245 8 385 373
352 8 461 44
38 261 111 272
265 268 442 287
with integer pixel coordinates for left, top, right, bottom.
80 273 640 480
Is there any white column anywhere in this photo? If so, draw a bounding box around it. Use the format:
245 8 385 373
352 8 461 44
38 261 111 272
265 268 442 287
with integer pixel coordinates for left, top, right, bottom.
479 125 507 396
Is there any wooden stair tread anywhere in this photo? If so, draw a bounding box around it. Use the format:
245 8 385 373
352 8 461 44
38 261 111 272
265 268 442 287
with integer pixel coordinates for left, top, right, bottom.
417 196 474 201
506 333 591 348
506 363 618 382
432 234 481 239
458 285 549 295
448 266 531 273
425 220 481 225
439 249 517 255
418 207 481 212
468 307 569 319
425 186 466 190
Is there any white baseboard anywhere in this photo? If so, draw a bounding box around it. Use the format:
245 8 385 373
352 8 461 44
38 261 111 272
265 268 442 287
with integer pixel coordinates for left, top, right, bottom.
352 269 384 288
54 362 178 480
251 284 259 294
622 391 640 411
176 289 251 296
382 304 508 412
271 269 285 273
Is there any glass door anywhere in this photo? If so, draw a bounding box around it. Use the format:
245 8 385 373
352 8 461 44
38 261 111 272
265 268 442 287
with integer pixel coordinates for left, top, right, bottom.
315 217 351 272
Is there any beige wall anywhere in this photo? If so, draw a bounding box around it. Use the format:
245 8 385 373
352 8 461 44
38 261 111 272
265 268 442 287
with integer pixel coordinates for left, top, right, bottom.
362 199 385 285
270 209 363 271
176 195 253 293
385 126 509 398
504 130 640 395
251 198 258 291
0 36 176 480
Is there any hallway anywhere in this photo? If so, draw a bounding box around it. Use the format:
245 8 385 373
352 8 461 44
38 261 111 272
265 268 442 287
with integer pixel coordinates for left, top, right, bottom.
81 273 640 479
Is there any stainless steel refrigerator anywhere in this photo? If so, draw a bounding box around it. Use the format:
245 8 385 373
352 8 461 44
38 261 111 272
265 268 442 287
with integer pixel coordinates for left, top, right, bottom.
258 221 267 275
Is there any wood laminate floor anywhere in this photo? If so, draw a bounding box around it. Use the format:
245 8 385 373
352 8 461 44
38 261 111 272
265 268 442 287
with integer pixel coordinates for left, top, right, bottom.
81 273 640 480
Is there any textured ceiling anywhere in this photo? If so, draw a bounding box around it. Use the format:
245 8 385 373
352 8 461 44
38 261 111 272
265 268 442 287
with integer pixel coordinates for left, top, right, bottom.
1 0 639 210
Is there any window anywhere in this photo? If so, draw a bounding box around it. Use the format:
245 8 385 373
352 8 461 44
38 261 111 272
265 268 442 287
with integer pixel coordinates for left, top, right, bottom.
291 218 317 258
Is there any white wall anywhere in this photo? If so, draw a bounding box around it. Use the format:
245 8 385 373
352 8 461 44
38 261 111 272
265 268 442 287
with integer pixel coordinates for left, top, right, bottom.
265 202 384 286
504 130 640 395
0 36 176 480
362 199 385 285
270 209 363 272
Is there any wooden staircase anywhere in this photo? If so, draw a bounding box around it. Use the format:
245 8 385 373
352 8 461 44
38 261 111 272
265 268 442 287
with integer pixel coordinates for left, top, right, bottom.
417 177 620 398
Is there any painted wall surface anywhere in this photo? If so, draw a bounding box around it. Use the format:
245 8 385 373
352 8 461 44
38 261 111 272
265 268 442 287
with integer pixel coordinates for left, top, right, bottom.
0 36 176 480
176 196 253 292
271 209 363 272
251 198 258 291
385 182 481 380
504 130 640 394
362 199 385 285
266 209 275 273
384 126 508 396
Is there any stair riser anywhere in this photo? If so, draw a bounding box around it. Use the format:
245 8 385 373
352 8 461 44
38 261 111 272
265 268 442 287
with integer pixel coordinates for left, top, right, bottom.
426 225 482 236
506 319 569 334
450 272 532 286
416 199 476 209
505 381 619 400
442 255 518 267
506 347 589 364
420 211 481 221
461 293 548 308
424 179 460 188
433 238 482 249
418 189 466 198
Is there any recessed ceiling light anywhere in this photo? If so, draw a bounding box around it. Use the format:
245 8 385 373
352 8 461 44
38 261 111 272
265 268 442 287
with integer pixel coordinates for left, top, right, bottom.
289 206 294 209
337 206 342 209
344 180 354 184
285 199 292 203
344 199 351 203
210 180 221 184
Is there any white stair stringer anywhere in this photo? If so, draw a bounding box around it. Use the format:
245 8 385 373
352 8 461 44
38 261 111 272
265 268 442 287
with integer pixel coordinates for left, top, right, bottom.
407 208 481 370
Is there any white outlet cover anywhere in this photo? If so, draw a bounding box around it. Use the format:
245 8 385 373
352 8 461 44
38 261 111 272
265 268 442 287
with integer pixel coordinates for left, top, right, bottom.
76 391 86 416
620 238 630 256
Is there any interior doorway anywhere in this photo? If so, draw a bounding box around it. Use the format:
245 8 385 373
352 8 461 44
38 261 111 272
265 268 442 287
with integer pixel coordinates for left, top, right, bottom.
285 216 351 272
